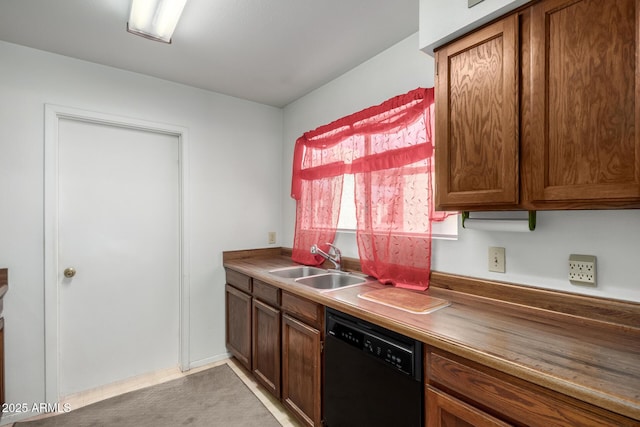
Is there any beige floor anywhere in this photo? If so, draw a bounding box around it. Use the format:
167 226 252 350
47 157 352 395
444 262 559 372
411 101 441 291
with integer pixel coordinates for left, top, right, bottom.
21 358 302 426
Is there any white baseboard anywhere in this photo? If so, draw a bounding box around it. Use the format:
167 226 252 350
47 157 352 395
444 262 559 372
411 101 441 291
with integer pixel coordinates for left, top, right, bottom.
187 352 232 371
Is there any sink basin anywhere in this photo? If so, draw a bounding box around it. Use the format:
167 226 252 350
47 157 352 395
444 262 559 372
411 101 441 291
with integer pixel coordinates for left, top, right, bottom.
295 273 367 290
269 266 327 279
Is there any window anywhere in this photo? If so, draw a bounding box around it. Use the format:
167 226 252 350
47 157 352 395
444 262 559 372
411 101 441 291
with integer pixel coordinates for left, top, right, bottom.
337 173 458 238
291 88 453 289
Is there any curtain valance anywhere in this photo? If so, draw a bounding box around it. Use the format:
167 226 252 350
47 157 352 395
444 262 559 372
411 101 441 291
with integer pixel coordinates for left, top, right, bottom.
291 88 434 200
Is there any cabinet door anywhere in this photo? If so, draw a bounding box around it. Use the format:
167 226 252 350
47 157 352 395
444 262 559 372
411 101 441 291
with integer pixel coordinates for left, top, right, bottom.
0 318 4 406
526 0 640 207
435 14 520 210
225 284 252 370
252 299 281 397
426 386 512 427
281 314 321 427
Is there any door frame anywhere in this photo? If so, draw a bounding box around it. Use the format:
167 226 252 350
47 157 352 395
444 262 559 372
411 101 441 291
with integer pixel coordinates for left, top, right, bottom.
43 104 190 403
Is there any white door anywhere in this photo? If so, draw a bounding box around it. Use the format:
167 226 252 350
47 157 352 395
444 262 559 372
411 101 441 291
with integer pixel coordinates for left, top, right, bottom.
57 118 180 397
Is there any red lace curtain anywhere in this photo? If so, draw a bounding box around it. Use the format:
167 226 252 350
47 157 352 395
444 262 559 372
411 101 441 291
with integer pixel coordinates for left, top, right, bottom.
291 88 448 290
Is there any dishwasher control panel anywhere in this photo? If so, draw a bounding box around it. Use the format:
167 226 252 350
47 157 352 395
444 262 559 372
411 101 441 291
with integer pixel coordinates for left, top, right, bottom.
327 312 416 376
362 333 414 375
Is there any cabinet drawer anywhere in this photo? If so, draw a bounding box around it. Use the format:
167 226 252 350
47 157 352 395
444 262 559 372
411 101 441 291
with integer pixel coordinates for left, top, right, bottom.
426 386 510 427
281 291 323 329
253 279 280 306
225 269 252 293
427 350 634 427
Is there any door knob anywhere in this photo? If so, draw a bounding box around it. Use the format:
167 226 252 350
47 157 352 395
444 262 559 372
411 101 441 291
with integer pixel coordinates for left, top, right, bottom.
64 267 76 278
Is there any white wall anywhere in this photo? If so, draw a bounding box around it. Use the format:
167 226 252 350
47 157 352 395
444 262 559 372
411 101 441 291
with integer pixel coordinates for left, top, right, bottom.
0 41 282 422
282 33 640 303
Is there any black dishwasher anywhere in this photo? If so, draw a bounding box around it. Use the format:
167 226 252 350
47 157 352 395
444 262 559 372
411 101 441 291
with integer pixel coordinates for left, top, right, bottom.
323 307 423 427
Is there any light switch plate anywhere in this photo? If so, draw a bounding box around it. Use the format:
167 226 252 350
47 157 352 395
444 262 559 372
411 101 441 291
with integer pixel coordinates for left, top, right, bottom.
268 231 276 244
488 247 505 273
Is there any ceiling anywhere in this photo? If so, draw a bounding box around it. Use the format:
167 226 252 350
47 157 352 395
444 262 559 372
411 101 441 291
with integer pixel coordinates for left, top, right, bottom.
0 0 419 107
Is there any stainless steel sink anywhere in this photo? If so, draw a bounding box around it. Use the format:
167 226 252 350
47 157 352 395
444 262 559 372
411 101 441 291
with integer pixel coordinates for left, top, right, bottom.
269 266 369 290
295 273 367 290
269 266 328 279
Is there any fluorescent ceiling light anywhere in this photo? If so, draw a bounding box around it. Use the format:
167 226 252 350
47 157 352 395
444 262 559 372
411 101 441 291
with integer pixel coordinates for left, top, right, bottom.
127 0 188 43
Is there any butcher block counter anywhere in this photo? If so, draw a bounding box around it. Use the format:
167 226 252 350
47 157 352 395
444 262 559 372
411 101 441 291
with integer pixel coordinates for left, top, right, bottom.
223 248 640 424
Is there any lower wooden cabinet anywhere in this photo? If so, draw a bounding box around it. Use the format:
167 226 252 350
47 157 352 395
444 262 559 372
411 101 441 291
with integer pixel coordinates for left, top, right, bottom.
281 313 322 427
426 386 510 427
426 349 637 427
225 284 252 370
252 299 281 397
225 269 323 426
226 268 636 427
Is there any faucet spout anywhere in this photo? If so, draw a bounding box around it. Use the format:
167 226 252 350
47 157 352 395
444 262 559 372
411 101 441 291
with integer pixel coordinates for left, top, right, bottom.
310 243 342 270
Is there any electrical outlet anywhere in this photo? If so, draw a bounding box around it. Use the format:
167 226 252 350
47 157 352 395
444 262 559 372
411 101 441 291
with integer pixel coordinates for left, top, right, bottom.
488 247 505 273
568 254 596 286
268 231 276 244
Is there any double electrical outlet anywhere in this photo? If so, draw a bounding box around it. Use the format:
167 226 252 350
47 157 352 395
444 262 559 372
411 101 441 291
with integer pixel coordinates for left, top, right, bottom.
568 254 596 286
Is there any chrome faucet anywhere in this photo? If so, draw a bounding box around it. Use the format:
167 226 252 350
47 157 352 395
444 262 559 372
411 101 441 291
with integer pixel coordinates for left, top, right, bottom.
310 243 342 271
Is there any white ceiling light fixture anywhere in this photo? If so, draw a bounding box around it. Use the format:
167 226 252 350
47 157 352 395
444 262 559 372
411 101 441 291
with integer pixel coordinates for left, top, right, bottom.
127 0 188 43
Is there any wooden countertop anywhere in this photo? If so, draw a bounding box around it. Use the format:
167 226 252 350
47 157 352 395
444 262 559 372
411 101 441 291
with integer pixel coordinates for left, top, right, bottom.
223 252 640 421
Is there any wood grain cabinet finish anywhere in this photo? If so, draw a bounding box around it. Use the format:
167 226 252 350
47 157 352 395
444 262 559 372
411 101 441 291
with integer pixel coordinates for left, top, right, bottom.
281 291 323 329
426 386 511 427
281 313 322 427
435 14 520 209
252 298 281 397
224 268 323 426
226 269 252 293
435 0 640 211
225 284 252 370
523 0 640 208
253 279 280 306
426 350 637 427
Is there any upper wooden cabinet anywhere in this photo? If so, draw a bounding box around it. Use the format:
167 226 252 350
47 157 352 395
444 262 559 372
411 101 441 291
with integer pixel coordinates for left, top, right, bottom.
434 0 640 211
435 14 520 209
523 0 640 208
